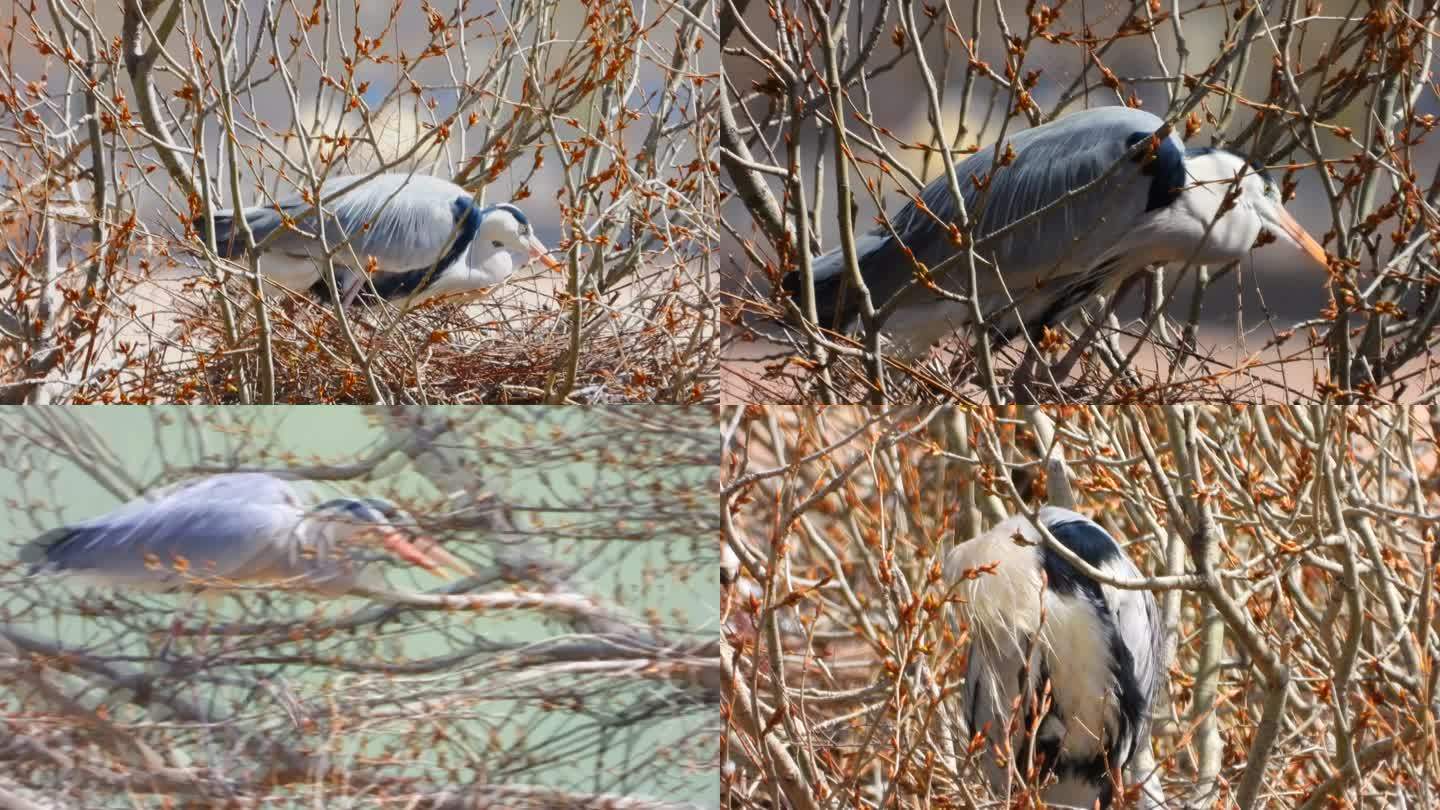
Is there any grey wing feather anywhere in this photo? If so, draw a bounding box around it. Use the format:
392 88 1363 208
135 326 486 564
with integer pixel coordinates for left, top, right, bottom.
1042 505 1162 764
784 232 894 327
217 174 467 270
1036 506 1161 763
22 474 303 586
1108 547 1163 761
936 107 1168 277
810 107 1175 325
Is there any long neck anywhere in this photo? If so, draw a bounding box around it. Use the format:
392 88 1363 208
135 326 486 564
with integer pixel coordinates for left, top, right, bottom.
438 197 483 273
1181 148 1253 188
294 515 340 569
289 517 376 595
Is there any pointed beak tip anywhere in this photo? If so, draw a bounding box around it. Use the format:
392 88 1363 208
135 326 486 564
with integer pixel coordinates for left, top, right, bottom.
527 237 562 271
435 555 477 580
1274 208 1328 270
420 541 476 580
1287 231 1328 270
381 532 445 575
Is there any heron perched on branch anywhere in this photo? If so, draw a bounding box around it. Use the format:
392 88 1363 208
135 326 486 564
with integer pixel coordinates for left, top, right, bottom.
783 106 1329 362
194 173 561 306
19 473 474 597
945 506 1163 809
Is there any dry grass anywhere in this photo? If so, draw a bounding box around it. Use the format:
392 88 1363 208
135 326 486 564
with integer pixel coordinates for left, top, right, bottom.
65 269 711 404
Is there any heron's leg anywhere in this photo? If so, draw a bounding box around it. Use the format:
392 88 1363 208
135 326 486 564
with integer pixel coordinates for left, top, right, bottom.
1047 272 1146 384
1009 342 1044 403
192 592 230 654
1043 307 1109 386
1109 762 1126 808
338 268 369 307
192 614 211 656
157 592 219 660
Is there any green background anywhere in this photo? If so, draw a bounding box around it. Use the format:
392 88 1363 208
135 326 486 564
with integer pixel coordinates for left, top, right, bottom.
0 406 715 807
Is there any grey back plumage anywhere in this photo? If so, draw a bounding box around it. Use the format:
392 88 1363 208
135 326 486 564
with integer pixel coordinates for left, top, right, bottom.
21 473 305 588
796 107 1182 336
1031 507 1162 771
200 173 476 270
18 473 413 595
946 505 1162 808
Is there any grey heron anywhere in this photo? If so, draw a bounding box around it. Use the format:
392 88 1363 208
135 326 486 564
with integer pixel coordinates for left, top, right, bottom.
944 506 1162 808
19 473 474 597
783 106 1329 361
195 173 561 306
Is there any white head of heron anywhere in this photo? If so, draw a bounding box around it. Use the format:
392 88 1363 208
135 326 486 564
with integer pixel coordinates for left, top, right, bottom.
309 497 473 579
459 203 562 289
1165 149 1328 268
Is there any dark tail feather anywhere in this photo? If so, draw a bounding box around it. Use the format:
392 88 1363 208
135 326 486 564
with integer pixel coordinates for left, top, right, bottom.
192 208 281 258
192 213 243 258
309 267 434 305
779 233 902 331
19 526 83 574
308 268 356 304
781 266 849 330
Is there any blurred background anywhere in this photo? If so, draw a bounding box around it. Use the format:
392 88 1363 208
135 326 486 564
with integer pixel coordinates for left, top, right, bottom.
0 406 718 808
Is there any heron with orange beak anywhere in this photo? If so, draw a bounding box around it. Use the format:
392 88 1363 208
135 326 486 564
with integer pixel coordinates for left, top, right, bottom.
19 473 473 599
193 173 562 307
782 106 1330 365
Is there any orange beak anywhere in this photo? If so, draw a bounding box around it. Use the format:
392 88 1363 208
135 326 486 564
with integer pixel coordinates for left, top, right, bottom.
1269 207 1328 269
380 532 474 579
412 535 476 578
528 236 562 271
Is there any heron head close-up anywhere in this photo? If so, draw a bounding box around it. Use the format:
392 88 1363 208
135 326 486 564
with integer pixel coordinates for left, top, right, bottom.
1172 148 1329 269
470 203 562 285
310 497 473 579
